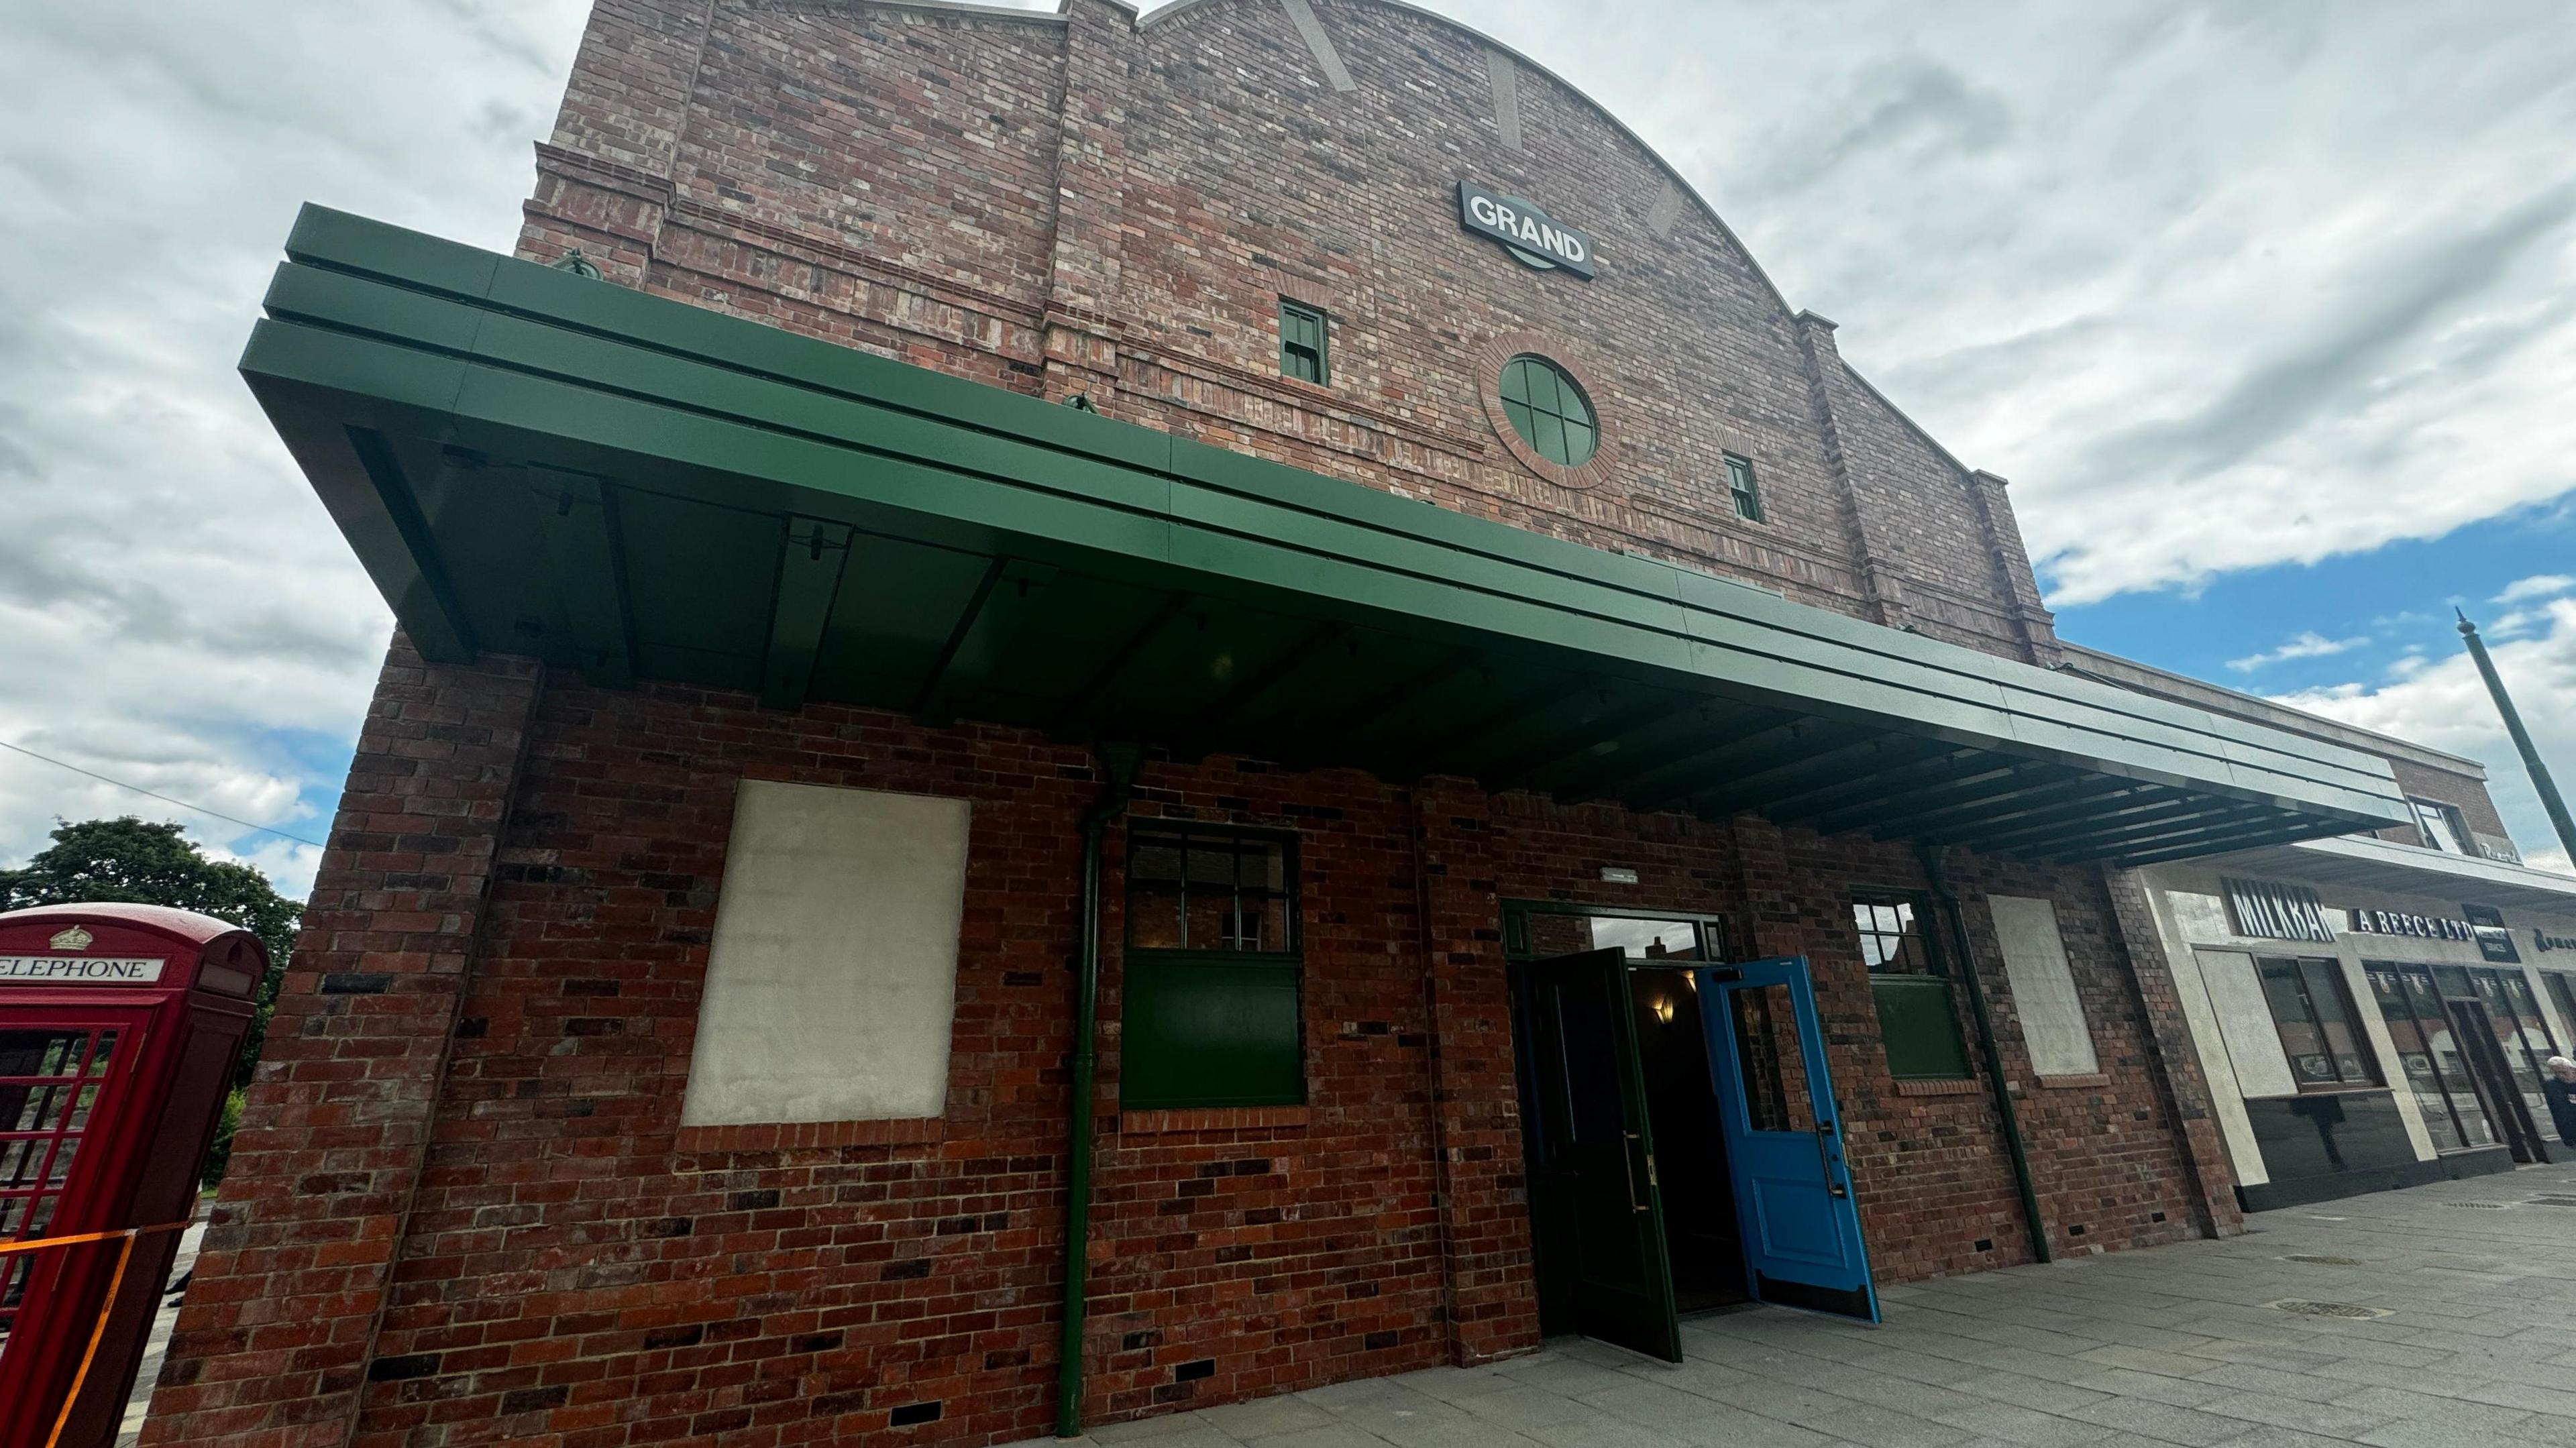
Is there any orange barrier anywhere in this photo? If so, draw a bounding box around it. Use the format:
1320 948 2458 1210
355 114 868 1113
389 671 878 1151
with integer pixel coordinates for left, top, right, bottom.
0 1221 193 1448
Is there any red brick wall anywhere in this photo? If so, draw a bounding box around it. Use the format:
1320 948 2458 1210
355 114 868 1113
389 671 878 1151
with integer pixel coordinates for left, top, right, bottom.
144 642 543 1448
513 0 2061 659
315 679 1461 1446
154 667 2226 1447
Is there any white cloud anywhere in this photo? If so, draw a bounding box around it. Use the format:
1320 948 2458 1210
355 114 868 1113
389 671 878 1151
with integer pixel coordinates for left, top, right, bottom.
2273 598 2576 876
1448 0 2576 605
2226 631 2371 673
2497 574 2576 604
0 0 593 897
2491 607 2553 639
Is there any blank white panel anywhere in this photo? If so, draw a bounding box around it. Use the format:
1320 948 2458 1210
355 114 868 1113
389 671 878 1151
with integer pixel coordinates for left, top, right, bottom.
680 781 971 1127
1987 894 2100 1078
2196 948 2298 1099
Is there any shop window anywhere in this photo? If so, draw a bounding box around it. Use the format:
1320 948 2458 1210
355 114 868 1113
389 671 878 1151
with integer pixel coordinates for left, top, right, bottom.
2368 964 2492 1152
2257 957 2379 1091
1986 895 2099 1077
2460 964 2560 1127
2369 962 2562 1151
2195 948 2301 1097
1724 453 1764 522
2410 797 2471 854
2547 974 2576 1068
1278 299 1329 386
1122 825 1302 1110
2464 903 2520 964
1854 892 1972 1081
1498 354 1597 467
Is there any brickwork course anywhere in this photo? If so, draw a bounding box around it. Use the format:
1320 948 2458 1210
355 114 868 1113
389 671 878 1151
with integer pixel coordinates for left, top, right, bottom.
142 3 2514 1448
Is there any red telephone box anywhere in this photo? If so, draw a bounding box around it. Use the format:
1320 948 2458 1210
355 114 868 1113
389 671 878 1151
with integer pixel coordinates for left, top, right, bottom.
0 904 260 1448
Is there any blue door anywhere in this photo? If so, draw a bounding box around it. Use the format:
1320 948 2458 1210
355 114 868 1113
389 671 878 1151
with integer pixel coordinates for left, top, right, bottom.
1695 956 1878 1321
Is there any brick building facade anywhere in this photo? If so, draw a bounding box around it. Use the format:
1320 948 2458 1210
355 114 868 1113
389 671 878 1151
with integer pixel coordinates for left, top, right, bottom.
137 3 2459 1447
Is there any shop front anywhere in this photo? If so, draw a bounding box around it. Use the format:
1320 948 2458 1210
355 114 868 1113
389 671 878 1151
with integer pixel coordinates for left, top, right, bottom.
2142 836 2576 1209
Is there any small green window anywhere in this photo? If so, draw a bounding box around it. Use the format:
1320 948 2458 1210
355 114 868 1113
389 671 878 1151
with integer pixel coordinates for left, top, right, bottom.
1279 299 1329 385
1855 892 1973 1080
1725 453 1764 522
1498 355 1597 467
1122 825 1303 1110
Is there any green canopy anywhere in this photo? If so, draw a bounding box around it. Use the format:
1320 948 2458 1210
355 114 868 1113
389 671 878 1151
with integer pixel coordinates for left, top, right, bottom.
239 206 2408 867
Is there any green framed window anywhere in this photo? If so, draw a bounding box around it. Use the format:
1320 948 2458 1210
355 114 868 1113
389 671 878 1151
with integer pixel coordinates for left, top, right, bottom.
1279 299 1329 385
1725 453 1764 522
1854 892 1972 1080
1122 825 1302 1109
1498 355 1597 467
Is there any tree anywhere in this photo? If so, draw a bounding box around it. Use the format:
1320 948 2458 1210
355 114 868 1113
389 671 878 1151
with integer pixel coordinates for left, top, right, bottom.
1 817 300 1087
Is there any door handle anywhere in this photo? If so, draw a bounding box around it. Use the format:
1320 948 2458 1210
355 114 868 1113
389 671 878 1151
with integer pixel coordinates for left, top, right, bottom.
1815 1121 1848 1199
1621 1131 1651 1213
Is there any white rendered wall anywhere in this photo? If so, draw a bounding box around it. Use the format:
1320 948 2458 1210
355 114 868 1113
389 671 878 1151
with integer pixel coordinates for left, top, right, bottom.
2166 944 2268 1185
1985 895 2099 1077
680 781 973 1127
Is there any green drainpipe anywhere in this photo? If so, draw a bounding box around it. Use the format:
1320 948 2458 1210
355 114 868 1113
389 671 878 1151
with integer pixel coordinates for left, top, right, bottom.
1058 744 1138 1439
1919 843 2051 1265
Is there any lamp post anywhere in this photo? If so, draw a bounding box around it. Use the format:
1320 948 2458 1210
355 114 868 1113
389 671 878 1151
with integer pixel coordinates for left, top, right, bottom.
2457 610 2576 868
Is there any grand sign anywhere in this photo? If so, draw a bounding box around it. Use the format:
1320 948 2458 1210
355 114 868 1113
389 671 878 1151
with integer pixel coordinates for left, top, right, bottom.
1457 181 1596 279
0 955 167 984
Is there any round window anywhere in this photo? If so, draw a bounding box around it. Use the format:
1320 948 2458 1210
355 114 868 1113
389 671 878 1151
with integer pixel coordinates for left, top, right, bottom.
1497 355 1597 468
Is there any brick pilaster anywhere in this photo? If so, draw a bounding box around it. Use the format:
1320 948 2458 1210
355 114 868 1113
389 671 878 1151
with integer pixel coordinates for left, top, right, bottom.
1041 0 1137 411
1966 470 2064 668
2097 865 2245 1237
515 0 717 282
143 640 543 1448
1790 313 1911 631
1411 779 1540 1366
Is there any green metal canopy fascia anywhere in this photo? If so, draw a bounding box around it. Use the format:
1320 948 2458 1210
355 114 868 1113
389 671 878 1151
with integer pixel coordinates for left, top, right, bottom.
239 205 2409 867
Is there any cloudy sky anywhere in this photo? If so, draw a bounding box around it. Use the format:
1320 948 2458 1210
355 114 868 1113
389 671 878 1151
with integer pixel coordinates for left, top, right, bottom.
1 0 2572 895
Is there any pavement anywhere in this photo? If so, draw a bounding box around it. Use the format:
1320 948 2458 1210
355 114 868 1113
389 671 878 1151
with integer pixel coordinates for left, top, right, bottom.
1034 1167 2576 1448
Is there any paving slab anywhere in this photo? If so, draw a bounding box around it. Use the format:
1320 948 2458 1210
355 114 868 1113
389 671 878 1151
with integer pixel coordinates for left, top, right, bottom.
1020 1170 2576 1448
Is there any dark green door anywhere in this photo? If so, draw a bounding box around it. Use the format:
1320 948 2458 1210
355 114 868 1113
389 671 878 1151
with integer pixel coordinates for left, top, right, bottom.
1524 948 1682 1362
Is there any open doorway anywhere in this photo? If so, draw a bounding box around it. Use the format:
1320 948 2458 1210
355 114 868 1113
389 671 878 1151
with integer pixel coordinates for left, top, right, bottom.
1509 904 1879 1355
1627 966 1746 1313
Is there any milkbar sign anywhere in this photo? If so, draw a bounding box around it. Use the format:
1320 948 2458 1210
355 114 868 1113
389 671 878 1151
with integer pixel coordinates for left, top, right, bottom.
0 955 166 985
1458 181 1596 280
